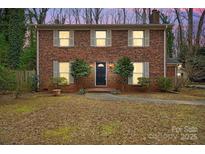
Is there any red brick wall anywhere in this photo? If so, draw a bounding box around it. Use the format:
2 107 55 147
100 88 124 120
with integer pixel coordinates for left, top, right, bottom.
38 29 165 92
167 65 176 84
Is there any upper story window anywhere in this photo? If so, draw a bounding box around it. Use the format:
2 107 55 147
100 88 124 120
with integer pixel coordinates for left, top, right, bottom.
132 31 144 47
91 30 112 47
53 30 74 47
128 29 150 47
59 31 70 47
96 31 107 46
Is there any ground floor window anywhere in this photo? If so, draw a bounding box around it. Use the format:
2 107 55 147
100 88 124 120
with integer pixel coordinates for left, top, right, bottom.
53 61 74 85
128 62 149 85
59 62 70 84
133 62 143 84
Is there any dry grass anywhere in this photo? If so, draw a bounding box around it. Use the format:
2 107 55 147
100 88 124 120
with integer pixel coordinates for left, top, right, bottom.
123 88 205 101
0 91 204 144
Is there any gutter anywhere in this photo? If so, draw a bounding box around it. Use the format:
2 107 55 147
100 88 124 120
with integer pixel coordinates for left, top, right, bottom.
36 25 40 89
164 25 168 77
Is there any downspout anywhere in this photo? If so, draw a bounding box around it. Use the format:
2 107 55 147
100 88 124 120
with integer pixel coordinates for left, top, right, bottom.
36 25 40 89
164 25 168 77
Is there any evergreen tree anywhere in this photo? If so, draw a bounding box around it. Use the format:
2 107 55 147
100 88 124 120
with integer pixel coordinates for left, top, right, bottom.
7 9 25 69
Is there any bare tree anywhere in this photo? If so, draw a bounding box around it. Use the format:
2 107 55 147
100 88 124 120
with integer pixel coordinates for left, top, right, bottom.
50 9 67 24
187 8 193 54
92 8 103 24
122 8 127 24
71 9 81 24
195 9 205 48
28 8 49 24
142 8 146 24
175 9 184 47
134 8 140 23
82 8 93 24
110 9 122 24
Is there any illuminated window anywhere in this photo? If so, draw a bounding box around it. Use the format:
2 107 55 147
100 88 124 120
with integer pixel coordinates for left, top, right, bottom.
95 31 106 46
59 62 70 84
133 62 143 84
59 31 70 47
132 31 144 47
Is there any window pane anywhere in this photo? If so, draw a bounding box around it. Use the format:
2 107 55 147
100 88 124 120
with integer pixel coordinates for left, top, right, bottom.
59 62 69 84
133 39 143 46
133 62 143 73
60 39 69 46
59 62 69 73
96 39 106 46
133 73 143 84
96 31 106 38
59 31 70 38
133 31 144 38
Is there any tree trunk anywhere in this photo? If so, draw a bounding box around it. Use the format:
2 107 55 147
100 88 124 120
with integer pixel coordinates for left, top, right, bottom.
174 9 183 47
195 10 205 48
142 8 146 24
187 8 193 54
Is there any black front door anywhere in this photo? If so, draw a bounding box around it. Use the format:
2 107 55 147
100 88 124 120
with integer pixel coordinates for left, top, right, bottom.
96 62 106 85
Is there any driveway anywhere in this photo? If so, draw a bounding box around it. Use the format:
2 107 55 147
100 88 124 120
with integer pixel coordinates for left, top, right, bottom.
85 93 205 106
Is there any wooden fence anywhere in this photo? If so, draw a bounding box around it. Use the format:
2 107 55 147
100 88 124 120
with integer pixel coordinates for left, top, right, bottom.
14 70 36 91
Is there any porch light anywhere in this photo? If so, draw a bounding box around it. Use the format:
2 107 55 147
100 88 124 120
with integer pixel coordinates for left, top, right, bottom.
89 64 93 68
109 63 114 68
177 72 181 77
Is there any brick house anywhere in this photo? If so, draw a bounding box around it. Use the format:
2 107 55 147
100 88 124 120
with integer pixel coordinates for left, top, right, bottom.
36 10 179 92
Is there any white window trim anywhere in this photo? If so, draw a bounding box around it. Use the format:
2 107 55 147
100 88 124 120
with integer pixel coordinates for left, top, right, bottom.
94 30 109 47
128 62 149 85
132 62 144 85
58 62 73 85
58 30 74 47
132 30 145 47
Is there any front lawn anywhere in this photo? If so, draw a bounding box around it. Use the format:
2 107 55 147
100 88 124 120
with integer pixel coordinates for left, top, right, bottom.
123 88 205 101
0 92 205 144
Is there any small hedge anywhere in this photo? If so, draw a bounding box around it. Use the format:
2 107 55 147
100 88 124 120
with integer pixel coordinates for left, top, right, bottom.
157 77 172 92
138 77 150 88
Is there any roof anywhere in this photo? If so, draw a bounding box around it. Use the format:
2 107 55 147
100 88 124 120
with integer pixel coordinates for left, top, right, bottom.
167 58 182 65
35 24 173 30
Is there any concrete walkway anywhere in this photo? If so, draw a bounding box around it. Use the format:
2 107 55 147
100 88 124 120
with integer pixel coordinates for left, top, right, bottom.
85 93 205 106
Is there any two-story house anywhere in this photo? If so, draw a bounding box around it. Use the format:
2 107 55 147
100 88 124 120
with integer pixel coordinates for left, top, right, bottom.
36 10 178 92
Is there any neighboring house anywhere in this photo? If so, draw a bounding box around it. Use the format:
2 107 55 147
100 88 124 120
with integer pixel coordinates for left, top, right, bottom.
36 10 179 92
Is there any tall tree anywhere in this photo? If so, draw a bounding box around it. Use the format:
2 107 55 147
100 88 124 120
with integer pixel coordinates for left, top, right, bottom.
187 8 193 54
160 13 175 58
7 9 26 69
71 9 81 24
142 8 146 24
28 8 49 24
174 9 184 47
82 8 93 24
92 8 103 24
122 8 127 24
50 9 67 24
195 9 205 48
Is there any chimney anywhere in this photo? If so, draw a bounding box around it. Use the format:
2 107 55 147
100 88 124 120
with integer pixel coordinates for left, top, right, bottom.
150 9 160 24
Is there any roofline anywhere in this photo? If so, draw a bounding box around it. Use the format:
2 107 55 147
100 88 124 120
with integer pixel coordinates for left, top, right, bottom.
34 24 173 30
167 62 182 65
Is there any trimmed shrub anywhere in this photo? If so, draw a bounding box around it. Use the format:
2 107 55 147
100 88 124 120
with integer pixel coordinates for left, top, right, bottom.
138 77 150 88
71 59 91 80
52 77 68 89
157 77 172 92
